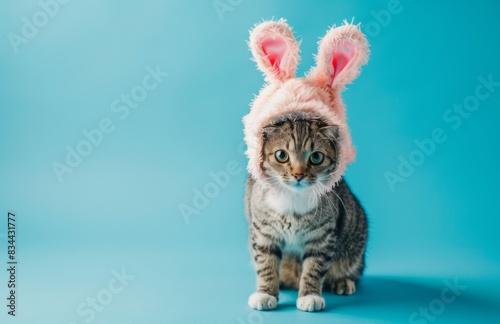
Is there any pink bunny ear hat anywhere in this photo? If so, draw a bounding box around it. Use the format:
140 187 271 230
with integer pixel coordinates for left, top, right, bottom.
243 19 369 190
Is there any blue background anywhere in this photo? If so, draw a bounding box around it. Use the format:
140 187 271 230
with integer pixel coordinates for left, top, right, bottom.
1 0 499 323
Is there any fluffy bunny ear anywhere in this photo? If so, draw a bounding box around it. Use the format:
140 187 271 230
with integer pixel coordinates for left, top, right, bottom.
310 22 369 90
249 19 300 83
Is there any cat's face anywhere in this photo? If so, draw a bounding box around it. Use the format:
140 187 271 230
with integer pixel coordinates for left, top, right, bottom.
261 116 339 193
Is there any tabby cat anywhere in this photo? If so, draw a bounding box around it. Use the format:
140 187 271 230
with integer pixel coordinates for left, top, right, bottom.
243 20 369 312
245 114 368 312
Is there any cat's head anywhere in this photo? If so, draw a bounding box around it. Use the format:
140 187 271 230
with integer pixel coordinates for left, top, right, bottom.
261 114 339 193
243 19 369 191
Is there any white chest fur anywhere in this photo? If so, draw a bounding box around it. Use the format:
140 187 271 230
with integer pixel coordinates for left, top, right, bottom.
265 189 319 215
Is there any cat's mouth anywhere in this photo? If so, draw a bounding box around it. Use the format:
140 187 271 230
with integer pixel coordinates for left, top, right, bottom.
270 175 314 192
288 179 312 190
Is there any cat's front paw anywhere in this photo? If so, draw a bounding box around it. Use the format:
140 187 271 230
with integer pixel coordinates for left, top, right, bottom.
248 292 278 311
296 295 325 312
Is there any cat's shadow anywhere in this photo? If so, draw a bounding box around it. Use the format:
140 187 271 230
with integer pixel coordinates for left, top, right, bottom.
276 276 500 320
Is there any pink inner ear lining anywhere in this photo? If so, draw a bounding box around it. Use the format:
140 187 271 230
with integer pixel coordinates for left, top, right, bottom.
261 36 287 71
330 39 358 84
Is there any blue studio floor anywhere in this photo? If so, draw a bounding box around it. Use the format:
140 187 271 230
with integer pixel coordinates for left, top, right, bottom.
4 244 499 324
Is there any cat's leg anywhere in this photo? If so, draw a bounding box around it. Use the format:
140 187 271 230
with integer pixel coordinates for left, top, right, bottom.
296 250 332 312
279 253 301 290
248 230 282 311
323 256 364 296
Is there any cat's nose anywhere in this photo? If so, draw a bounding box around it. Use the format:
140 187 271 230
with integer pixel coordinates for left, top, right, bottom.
293 173 305 182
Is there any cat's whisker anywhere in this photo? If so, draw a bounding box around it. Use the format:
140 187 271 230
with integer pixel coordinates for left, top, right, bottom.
318 183 339 216
324 184 348 215
307 185 321 226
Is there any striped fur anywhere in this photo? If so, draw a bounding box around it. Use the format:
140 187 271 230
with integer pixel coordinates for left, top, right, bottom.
245 115 368 311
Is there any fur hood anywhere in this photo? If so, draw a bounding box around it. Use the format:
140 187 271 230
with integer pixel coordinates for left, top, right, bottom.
243 19 369 190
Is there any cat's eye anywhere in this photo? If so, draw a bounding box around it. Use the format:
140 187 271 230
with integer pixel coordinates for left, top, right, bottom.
309 151 324 165
275 150 289 163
